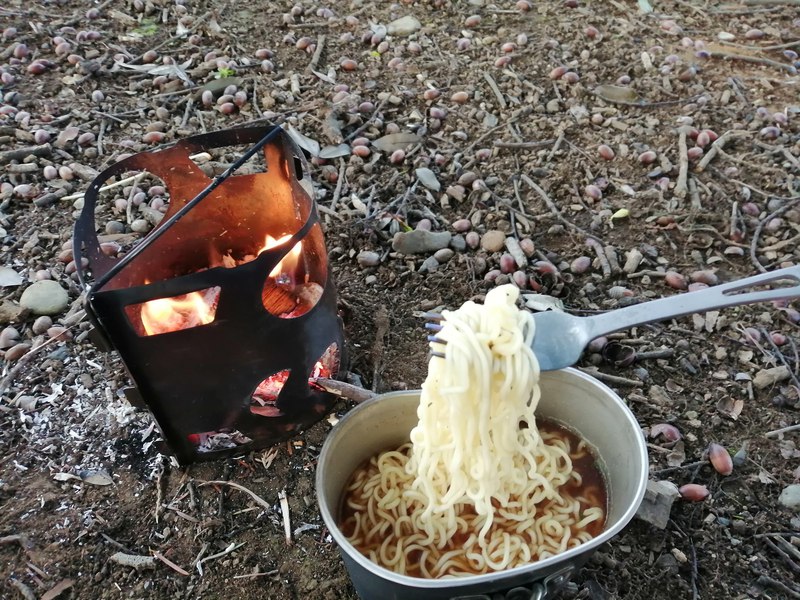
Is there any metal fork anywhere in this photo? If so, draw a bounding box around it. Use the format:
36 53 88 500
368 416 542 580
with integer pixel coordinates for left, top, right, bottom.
424 265 800 371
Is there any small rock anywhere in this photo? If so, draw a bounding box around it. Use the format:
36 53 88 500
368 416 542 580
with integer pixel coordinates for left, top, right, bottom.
418 256 440 273
450 235 466 252
778 484 800 511
392 230 452 254
4 342 31 361
415 167 440 191
0 326 20 349
465 231 480 249
356 250 381 268
387 15 421 36
480 230 506 253
19 280 69 315
446 185 466 202
32 315 53 334
433 248 454 263
452 218 471 233
0 299 26 324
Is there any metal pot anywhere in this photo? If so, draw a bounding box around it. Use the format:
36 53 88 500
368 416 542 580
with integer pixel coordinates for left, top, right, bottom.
316 368 648 600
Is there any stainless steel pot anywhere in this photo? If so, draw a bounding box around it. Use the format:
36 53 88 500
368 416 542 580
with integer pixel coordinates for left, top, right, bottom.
316 368 648 600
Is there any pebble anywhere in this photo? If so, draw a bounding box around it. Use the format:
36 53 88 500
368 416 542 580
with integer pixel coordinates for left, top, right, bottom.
19 280 69 315
356 250 380 268
32 315 53 335
778 484 800 511
452 218 471 233
450 235 466 252
4 342 31 361
387 15 421 36
433 248 454 263
418 256 440 273
0 326 20 349
465 231 480 249
446 185 466 202
480 230 506 253
391 230 452 254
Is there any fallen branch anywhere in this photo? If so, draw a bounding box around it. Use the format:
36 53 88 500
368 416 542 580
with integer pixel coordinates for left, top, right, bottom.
674 127 689 199
153 551 190 576
196 480 272 513
708 50 798 73
315 377 376 403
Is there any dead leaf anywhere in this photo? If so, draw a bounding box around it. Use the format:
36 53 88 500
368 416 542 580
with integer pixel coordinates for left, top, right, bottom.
0 267 23 287
371 132 421 153
755 469 777 484
666 441 686 467
716 396 744 420
285 125 320 157
648 385 672 405
79 470 114 486
41 579 74 600
415 167 440 191
664 379 683 393
522 294 565 312
53 472 81 482
594 84 640 105
319 144 351 159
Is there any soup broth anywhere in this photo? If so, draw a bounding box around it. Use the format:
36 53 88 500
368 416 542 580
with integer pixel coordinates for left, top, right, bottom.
338 418 607 579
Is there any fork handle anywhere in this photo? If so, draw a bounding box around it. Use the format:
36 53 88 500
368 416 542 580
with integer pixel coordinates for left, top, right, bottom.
585 265 800 339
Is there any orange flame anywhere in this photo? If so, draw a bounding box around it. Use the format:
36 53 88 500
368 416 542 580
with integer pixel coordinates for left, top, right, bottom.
140 287 218 336
261 234 302 279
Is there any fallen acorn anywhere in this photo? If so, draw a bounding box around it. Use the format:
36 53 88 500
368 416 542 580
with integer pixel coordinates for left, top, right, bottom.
650 423 682 442
679 483 710 502
707 442 733 476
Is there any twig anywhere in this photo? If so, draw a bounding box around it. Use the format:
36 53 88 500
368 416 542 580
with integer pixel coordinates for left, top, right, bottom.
100 533 135 554
689 538 699 600
674 127 689 199
0 328 76 397
688 177 702 210
233 569 280 579
344 97 389 142
315 378 376 403
546 131 564 162
278 489 292 545
10 580 36 600
328 159 347 213
760 327 800 391
520 174 599 243
483 72 507 109
696 130 749 173
651 460 707 476
749 197 800 272
306 34 326 72
196 480 272 512
494 139 555 149
153 551 190 576
578 367 644 387
0 143 51 164
762 537 800 574
195 542 243 576
765 423 800 437
756 575 800 598
586 237 611 278
708 51 798 73
743 0 800 6
110 552 157 570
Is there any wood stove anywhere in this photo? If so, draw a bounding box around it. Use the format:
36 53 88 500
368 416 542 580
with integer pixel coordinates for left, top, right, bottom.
73 125 344 464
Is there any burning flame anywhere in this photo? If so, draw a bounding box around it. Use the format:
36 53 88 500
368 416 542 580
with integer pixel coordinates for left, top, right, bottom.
140 287 219 336
261 234 302 280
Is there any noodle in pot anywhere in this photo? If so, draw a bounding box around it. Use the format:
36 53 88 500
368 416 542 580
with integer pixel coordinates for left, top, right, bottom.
339 285 606 578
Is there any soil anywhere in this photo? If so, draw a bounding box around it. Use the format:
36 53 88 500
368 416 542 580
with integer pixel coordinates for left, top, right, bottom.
1 1 799 599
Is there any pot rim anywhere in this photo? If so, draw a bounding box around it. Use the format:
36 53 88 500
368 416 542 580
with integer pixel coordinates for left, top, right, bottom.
316 367 648 589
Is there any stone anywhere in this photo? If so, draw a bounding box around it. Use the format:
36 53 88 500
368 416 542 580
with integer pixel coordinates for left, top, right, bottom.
387 15 421 36
0 299 26 324
449 235 466 252
480 229 506 253
778 484 800 511
19 280 69 315
433 248 454 263
356 250 381 268
418 256 440 273
392 230 452 254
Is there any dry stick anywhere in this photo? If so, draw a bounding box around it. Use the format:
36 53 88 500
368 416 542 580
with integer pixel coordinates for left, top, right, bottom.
674 128 689 199
696 131 750 173
762 537 800 574
306 34 326 72
578 367 644 387
315 378 376 403
651 460 707 476
586 237 612 277
760 327 800 391
756 575 800 599
233 569 280 579
328 159 347 213
708 51 798 73
519 174 600 244
0 143 51 164
0 329 74 397
765 423 800 437
494 139 555 149
10 580 36 600
483 72 507 109
688 177 702 210
196 480 272 512
278 489 292 545
744 0 800 5
153 551 190 576
344 97 389 142
749 197 800 272
195 542 243 576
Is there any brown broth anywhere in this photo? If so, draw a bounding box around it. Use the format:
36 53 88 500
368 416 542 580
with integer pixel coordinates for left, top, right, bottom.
338 418 608 577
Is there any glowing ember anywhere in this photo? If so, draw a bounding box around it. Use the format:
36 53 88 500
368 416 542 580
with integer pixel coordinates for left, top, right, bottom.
251 360 332 417
140 286 220 336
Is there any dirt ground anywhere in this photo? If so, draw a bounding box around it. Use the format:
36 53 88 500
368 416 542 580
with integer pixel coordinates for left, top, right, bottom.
1 0 799 598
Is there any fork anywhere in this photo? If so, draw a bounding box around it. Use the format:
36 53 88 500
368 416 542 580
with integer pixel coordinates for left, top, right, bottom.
424 265 800 371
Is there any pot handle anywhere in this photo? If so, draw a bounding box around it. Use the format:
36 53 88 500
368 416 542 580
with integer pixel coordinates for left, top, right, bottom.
450 564 574 600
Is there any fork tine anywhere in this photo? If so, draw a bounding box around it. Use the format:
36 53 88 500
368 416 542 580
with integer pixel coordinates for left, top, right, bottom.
430 351 446 359
427 335 447 344
424 322 443 332
420 311 444 321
